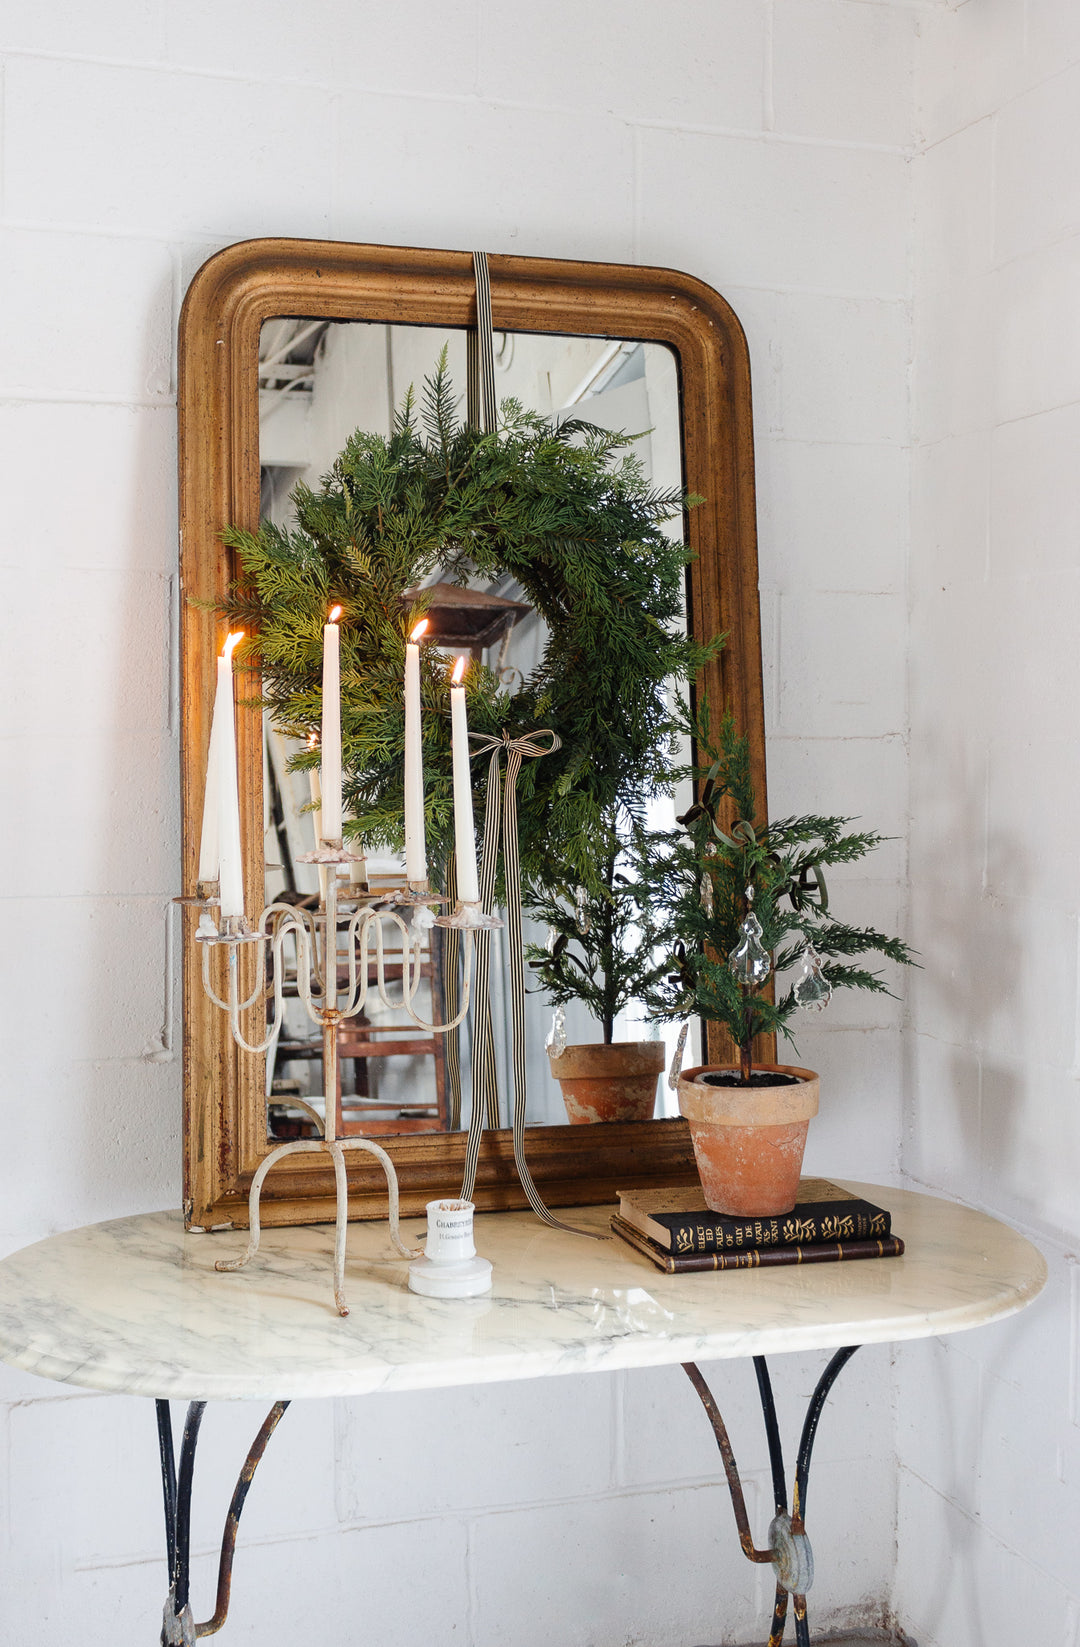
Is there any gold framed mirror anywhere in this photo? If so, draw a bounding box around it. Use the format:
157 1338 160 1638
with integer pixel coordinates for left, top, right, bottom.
178 239 767 1231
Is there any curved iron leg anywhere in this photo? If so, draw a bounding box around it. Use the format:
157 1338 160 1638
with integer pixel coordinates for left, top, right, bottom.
793 1345 860 1530
158 1401 205 1645
156 1400 177 1579
787 1346 860 1647
175 1403 208 1614
753 1357 788 1516
198 1401 291 1637
156 1399 291 1642
684 1347 861 1646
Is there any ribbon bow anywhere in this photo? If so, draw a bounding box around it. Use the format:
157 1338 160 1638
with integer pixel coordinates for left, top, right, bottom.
458 727 602 1238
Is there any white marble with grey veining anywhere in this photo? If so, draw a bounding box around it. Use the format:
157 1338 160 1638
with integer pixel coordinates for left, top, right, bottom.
0 1184 1046 1401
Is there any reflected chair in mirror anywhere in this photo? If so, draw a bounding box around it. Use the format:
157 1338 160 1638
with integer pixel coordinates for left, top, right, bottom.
269 881 451 1140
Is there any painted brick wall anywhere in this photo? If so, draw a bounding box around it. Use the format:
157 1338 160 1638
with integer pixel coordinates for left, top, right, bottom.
899 2 1080 1643
0 3 915 1642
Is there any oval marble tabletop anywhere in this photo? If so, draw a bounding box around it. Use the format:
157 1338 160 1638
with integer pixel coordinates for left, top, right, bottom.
0 1184 1045 1401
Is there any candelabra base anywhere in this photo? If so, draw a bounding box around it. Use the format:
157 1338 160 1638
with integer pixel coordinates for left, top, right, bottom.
214 1134 422 1317
435 901 504 930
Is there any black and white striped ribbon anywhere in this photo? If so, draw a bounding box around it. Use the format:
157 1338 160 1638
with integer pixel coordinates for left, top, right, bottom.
460 730 605 1239
444 252 500 1129
466 251 498 435
442 852 462 1129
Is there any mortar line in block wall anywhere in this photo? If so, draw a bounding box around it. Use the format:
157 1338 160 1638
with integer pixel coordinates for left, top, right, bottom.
0 388 174 409
1068 1259 1079 1429
74 1521 339 1573
898 1457 1078 1607
72 1480 749 1577
631 124 642 265
10 41 915 145
629 114 910 158
464 1511 479 1647
1065 1593 1080 1647
0 59 6 223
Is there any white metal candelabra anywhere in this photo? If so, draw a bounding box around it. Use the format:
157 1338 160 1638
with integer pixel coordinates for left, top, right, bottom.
191 839 498 1315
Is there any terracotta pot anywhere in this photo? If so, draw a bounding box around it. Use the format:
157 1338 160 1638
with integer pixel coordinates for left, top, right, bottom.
548 1041 665 1124
677 1063 820 1216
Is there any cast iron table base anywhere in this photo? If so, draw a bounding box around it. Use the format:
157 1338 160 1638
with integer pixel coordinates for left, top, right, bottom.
154 1347 859 1645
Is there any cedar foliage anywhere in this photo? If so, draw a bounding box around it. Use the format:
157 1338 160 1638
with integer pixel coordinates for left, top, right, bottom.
641 709 915 1072
220 356 714 912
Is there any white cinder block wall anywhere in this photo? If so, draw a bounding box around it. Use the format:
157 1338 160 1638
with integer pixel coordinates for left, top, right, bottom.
22 1 1074 1643
896 3 1080 1644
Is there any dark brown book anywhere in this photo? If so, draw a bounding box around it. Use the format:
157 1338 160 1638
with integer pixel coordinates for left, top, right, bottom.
616 1177 891 1255
610 1213 905 1274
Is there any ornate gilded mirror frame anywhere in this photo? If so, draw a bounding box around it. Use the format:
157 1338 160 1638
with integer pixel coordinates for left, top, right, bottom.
178 238 767 1231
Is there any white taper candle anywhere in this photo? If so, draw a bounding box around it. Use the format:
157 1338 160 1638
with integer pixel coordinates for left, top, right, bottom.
450 655 479 905
215 632 245 918
404 618 429 884
320 605 342 844
306 734 328 904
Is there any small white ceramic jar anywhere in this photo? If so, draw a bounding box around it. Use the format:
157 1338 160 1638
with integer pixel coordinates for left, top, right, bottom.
408 1199 493 1298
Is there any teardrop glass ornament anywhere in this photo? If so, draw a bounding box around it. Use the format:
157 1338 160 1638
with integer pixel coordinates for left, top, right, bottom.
574 886 591 935
545 1003 567 1056
794 944 832 1013
545 924 558 954
728 910 772 988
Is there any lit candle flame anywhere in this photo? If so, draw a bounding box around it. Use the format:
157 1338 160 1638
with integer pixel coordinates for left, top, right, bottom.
307 732 319 750
222 630 244 662
452 655 467 686
328 604 342 624
409 618 430 643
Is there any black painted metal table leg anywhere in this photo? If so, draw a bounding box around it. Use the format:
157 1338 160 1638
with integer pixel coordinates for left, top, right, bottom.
155 1398 290 1643
683 1346 861 1646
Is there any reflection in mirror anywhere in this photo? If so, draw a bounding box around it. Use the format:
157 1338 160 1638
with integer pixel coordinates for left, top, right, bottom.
257 319 702 1147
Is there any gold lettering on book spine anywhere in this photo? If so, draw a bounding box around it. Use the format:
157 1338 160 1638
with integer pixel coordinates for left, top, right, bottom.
869 1213 887 1235
675 1229 693 1254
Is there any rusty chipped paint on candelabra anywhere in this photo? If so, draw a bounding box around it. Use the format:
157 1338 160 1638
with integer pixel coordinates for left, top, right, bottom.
192 843 486 1316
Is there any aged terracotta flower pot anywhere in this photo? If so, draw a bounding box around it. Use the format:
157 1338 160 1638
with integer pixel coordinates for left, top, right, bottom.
548 1041 665 1124
677 1063 820 1216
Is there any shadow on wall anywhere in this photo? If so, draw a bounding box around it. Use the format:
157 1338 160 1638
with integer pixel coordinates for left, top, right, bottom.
906 721 1029 1184
74 261 182 1227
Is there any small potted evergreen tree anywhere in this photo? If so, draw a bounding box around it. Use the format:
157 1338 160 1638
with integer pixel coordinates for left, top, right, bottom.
527 815 668 1123
643 712 914 1215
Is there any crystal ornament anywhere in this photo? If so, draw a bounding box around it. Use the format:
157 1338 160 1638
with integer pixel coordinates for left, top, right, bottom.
793 944 832 1013
727 886 771 988
545 925 558 954
574 886 591 935
545 1003 567 1056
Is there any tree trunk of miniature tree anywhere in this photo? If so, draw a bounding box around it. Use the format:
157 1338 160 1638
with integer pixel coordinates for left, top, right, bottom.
739 988 754 1083
600 849 617 1046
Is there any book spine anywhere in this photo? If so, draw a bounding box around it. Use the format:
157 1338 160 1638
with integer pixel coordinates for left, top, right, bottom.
662 1205 891 1255
610 1216 904 1273
709 1236 905 1270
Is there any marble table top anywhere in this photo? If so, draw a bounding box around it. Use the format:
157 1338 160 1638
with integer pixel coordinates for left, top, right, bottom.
0 1184 1045 1401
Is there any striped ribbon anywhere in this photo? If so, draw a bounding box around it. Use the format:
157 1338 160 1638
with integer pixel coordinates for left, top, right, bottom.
466 251 497 434
443 252 498 1130
455 252 602 1236
442 852 462 1129
460 730 605 1239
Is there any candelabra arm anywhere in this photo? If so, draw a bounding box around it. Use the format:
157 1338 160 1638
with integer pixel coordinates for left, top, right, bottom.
346 909 475 1034
224 931 292 1058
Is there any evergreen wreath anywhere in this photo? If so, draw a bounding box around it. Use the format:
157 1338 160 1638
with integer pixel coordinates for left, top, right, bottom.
221 356 715 905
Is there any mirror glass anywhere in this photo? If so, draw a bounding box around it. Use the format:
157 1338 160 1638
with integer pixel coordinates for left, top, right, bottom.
257 318 703 1143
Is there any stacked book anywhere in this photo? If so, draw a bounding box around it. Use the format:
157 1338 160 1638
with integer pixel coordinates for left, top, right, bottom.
611 1178 903 1273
